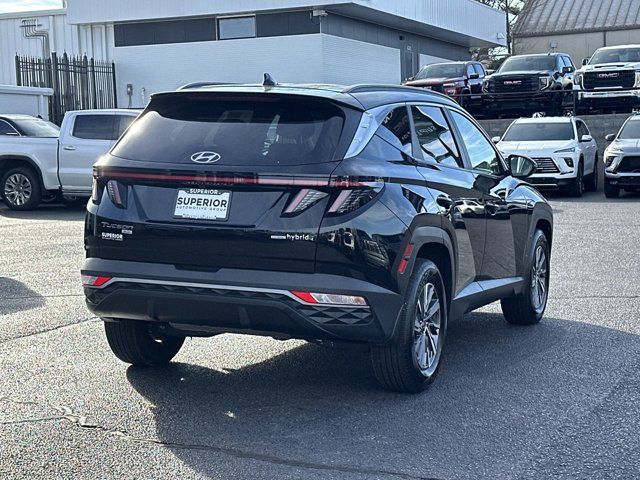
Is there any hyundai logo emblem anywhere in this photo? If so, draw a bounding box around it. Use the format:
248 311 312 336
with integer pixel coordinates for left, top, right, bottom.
190 151 221 164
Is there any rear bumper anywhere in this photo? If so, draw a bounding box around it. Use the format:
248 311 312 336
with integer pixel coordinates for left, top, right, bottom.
82 258 403 344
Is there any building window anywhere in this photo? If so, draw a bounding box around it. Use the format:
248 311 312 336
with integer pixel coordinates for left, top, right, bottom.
114 19 216 47
218 16 256 40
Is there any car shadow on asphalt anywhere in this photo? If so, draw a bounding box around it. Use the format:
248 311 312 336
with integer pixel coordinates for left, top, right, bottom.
124 311 640 479
0 203 86 221
0 277 45 315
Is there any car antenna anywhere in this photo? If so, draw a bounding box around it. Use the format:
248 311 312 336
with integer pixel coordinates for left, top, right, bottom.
263 73 277 89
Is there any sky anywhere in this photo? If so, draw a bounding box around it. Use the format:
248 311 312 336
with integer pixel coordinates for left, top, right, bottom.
0 0 63 14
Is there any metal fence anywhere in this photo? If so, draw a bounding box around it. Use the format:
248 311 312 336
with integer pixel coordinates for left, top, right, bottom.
15 52 117 124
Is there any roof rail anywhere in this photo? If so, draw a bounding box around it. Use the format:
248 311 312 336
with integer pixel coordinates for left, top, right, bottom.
176 81 237 91
342 84 450 99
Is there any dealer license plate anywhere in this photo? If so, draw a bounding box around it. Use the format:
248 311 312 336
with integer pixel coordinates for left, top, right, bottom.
173 188 231 221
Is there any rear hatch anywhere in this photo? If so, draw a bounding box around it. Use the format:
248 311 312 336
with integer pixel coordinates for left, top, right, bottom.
89 91 361 273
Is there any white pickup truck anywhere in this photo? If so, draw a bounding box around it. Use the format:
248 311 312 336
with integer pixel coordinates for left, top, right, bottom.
0 109 139 210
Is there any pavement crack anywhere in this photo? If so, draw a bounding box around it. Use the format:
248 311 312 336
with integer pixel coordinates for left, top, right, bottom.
51 405 441 480
0 317 98 346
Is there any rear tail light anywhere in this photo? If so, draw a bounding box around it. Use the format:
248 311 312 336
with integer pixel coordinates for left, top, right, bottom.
81 275 112 287
106 180 128 209
91 177 104 204
328 188 379 215
291 291 368 306
284 189 328 215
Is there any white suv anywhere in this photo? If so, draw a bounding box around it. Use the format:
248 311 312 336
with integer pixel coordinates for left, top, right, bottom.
603 114 640 198
494 116 598 197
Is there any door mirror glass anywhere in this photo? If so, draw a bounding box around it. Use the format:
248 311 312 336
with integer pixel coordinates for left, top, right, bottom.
469 73 480 80
605 133 616 142
491 136 501 144
508 155 537 179
582 58 589 66
580 134 593 142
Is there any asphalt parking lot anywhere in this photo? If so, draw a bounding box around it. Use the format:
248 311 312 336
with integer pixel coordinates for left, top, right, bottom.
1 190 639 480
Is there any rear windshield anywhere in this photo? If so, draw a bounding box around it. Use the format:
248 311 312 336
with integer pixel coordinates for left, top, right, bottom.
111 94 345 166
618 120 640 139
503 122 575 141
415 64 464 80
13 117 60 137
499 56 555 73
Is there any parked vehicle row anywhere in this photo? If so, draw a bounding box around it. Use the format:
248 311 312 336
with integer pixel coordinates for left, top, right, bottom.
81 81 553 393
0 109 138 210
407 44 640 118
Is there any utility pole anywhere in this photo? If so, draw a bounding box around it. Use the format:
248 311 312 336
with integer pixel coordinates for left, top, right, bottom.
505 0 512 54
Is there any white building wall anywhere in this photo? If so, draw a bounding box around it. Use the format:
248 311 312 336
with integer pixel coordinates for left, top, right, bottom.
321 35 400 85
0 9 111 85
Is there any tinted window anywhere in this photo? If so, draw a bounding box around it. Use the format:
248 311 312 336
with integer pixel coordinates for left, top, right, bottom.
415 64 464 80
450 111 502 175
618 120 640 139
466 64 475 77
502 122 575 141
114 19 216 47
0 120 18 135
590 47 640 64
112 95 345 166
499 55 556 73
576 121 589 138
376 107 412 155
564 56 574 68
411 106 461 168
116 115 136 138
11 117 59 137
218 17 256 40
72 115 117 140
473 64 485 78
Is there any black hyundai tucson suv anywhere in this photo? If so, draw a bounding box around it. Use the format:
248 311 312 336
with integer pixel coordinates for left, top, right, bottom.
82 81 553 393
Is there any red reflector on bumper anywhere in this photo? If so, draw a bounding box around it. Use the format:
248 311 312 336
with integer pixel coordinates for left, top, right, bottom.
81 275 112 287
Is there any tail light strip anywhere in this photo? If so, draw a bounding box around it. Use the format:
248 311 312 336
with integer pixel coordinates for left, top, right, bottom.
94 168 379 188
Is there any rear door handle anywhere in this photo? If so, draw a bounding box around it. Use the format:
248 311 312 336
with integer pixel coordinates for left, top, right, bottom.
63 145 76 151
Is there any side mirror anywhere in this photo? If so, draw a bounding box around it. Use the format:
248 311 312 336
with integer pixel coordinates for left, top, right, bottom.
469 73 480 80
605 133 616 142
580 134 593 142
508 154 537 179
562 66 574 74
582 58 589 66
491 136 501 144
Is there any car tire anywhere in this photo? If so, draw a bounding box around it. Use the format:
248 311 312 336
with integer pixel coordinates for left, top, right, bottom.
584 156 599 192
501 230 550 325
1 166 42 210
371 260 447 393
567 161 584 197
604 178 620 198
104 320 185 366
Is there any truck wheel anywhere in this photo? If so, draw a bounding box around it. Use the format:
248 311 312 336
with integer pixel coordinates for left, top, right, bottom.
584 156 599 192
604 178 620 198
371 260 447 393
501 230 550 325
104 320 185 366
1 167 42 210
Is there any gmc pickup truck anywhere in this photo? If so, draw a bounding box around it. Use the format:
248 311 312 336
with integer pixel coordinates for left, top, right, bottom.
0 109 139 210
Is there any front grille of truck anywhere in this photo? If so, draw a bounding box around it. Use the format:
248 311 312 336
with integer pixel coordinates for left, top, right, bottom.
617 156 640 173
584 70 635 89
494 76 537 93
533 157 560 174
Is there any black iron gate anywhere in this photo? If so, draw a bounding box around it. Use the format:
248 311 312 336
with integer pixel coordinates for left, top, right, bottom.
15 52 117 125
